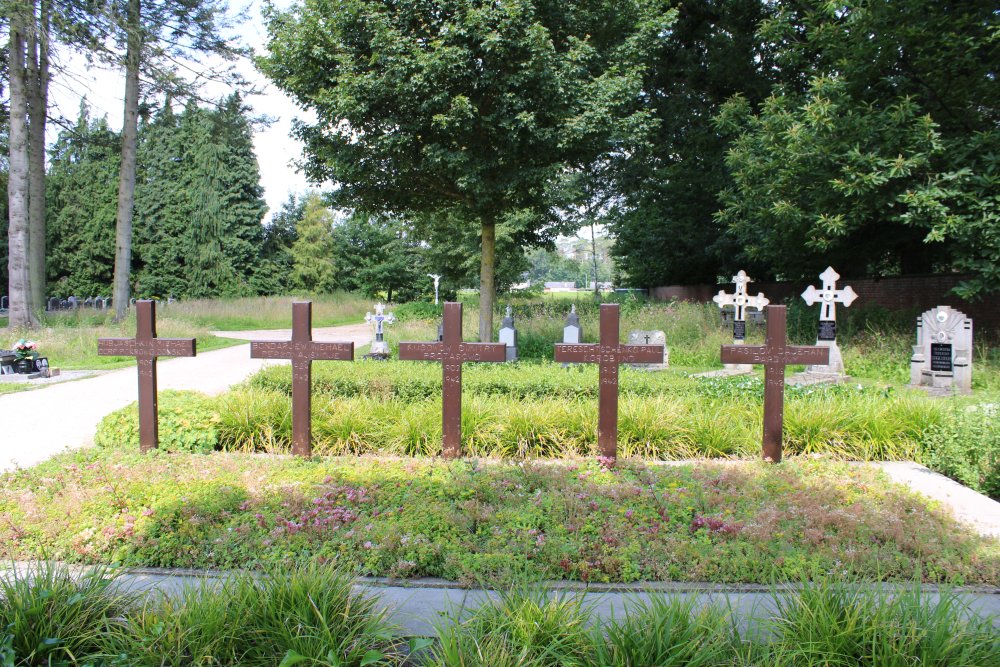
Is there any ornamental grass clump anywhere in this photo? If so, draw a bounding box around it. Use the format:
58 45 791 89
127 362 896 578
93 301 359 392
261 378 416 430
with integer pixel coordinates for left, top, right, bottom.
0 562 134 666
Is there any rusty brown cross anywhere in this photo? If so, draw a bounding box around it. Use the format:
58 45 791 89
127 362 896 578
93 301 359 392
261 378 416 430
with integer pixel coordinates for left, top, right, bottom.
250 301 354 457
720 305 829 462
97 300 196 453
398 302 506 457
553 304 664 460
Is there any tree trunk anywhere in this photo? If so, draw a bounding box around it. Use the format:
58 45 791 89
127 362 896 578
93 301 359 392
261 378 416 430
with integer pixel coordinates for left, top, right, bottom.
7 18 36 329
27 0 50 313
478 219 496 342
113 0 142 321
590 220 599 295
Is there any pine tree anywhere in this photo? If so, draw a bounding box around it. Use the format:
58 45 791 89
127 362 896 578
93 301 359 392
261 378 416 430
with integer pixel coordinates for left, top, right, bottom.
290 193 336 292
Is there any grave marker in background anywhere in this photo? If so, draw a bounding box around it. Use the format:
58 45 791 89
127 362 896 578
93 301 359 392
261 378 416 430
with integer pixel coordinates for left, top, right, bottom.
554 304 663 461
498 306 518 362
365 303 395 358
910 306 972 394
800 266 857 377
97 300 196 452
399 302 506 457
721 305 828 462
627 330 668 369
250 301 354 457
712 270 768 373
561 305 583 368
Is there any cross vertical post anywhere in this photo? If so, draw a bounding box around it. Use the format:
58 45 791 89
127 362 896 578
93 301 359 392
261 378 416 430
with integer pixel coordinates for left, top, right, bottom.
97 300 197 452
554 304 664 460
250 301 354 457
398 302 506 457
720 305 829 462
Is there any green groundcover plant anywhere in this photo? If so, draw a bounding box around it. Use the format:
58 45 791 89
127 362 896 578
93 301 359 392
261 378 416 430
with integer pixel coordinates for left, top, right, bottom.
2 450 998 586
1 564 997 666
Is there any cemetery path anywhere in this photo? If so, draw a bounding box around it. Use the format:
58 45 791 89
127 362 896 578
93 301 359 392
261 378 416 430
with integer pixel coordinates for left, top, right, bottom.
0 324 372 473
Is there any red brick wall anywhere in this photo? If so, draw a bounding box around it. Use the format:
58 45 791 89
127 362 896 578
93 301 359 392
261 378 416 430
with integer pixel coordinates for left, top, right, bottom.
651 274 999 333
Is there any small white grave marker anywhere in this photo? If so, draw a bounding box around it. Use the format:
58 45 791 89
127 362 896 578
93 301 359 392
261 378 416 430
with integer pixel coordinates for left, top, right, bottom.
713 270 769 371
365 303 396 357
498 305 518 362
627 330 668 369
801 266 857 374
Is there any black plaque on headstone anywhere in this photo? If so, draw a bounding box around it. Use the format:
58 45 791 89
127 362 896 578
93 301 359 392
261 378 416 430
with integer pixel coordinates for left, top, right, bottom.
930 343 953 372
817 320 837 341
733 321 746 340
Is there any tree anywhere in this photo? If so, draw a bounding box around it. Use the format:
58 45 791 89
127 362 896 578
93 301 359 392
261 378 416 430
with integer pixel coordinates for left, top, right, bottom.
715 0 1000 294
6 0 35 328
252 192 302 295
26 0 50 311
330 213 424 302
106 0 245 319
260 0 665 339
290 193 336 292
46 102 120 296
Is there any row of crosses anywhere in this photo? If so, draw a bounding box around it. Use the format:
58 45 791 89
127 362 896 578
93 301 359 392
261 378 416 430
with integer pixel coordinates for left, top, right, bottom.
101 299 835 464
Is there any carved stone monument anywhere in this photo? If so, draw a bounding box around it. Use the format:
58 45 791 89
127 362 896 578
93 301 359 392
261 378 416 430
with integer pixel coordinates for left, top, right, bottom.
627 330 668 369
498 306 518 362
798 266 857 379
399 302 506 457
712 270 768 373
428 274 442 305
721 305 829 463
554 304 664 461
364 303 395 358
250 301 354 457
97 300 197 452
910 306 972 394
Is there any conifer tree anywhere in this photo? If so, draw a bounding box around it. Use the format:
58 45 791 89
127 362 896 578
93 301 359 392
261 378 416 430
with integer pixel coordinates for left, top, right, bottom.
290 193 336 292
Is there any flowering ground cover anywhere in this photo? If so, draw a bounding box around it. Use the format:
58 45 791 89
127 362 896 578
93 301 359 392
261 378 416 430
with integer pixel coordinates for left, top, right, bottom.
2 449 997 586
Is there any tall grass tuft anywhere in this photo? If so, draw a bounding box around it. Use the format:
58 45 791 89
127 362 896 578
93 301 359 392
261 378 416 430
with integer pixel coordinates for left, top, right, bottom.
100 565 399 666
0 562 135 666
424 590 593 667
765 580 1000 666
591 595 736 666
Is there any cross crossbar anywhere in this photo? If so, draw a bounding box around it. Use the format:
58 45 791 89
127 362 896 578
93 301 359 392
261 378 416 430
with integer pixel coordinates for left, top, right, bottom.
398 302 506 457
250 301 354 457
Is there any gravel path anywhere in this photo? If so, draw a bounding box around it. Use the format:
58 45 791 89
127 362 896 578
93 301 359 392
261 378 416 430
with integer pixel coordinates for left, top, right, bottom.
0 324 372 473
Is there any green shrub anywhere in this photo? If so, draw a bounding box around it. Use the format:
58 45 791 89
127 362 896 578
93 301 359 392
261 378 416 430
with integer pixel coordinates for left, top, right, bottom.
393 301 442 322
923 406 1000 500
94 390 221 453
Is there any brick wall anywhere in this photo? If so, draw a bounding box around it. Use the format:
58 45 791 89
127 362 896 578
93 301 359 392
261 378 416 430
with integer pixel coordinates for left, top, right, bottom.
650 274 999 334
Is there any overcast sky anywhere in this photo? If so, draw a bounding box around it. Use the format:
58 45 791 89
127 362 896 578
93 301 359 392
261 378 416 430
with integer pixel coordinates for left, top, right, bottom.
46 0 312 217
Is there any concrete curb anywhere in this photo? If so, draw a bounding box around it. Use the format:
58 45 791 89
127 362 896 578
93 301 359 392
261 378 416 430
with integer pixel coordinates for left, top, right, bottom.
4 561 999 636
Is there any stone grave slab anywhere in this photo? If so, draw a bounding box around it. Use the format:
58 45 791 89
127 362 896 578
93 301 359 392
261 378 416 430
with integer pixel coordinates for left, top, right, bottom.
910 306 972 394
627 330 668 369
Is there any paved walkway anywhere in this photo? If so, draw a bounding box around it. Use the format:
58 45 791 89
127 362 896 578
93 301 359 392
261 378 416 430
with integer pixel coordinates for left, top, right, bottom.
2 564 998 635
0 324 372 473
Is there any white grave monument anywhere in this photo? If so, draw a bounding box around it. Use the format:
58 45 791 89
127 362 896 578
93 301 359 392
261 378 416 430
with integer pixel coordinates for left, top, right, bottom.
562 305 582 368
428 274 441 305
498 305 518 362
800 266 857 376
712 270 769 372
627 330 668 369
364 303 396 358
910 306 972 393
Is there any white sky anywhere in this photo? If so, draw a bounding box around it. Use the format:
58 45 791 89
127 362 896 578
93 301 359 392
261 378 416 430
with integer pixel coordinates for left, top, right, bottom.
46 0 313 217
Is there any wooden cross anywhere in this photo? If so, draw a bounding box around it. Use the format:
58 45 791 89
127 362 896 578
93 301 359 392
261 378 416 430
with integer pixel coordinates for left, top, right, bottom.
554 304 664 460
97 300 196 453
721 305 829 462
398 302 506 457
802 266 857 322
713 270 769 340
250 301 354 457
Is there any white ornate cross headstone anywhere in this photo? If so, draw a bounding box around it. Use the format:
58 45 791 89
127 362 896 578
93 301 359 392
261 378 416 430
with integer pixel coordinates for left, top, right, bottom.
713 270 769 371
910 306 973 393
801 266 857 374
365 303 396 357
428 274 441 305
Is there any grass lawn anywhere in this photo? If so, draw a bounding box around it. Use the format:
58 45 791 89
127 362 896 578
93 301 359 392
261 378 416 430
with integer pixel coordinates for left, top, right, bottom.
3 448 997 587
